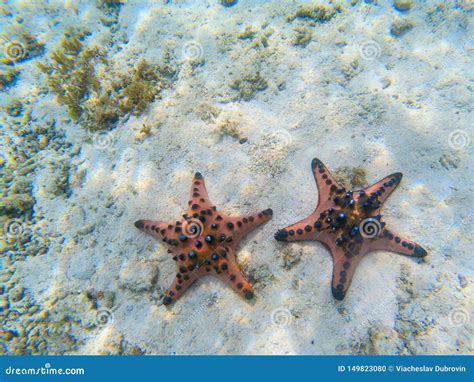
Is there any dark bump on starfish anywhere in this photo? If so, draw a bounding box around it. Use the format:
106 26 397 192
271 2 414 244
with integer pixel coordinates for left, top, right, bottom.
332 286 346 301
191 203 199 210
179 234 188 242
289 229 295 236
244 290 254 300
262 208 273 216
205 235 213 243
311 158 323 169
195 172 202 180
221 263 228 271
297 229 303 235
211 223 218 230
163 296 173 305
227 222 234 230
414 246 427 258
134 220 144 229
236 283 243 289
305 225 311 232
274 229 288 241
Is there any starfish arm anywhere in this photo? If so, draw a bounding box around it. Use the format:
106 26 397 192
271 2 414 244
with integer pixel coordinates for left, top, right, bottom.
274 215 320 242
225 209 273 244
212 250 255 300
362 172 403 204
186 172 213 216
328 242 363 300
134 219 184 246
371 229 428 258
162 268 205 305
311 158 343 210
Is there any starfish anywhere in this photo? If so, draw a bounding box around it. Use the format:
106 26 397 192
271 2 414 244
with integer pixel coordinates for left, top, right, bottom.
134 172 272 305
274 158 427 301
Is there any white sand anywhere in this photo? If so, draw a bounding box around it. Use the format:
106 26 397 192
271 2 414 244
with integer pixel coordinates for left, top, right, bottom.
1 0 472 354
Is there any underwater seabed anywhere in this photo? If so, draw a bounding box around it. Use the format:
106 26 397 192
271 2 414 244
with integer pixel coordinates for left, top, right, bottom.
0 0 472 355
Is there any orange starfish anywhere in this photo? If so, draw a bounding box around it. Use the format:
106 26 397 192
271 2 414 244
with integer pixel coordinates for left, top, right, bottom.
274 158 427 300
135 172 272 305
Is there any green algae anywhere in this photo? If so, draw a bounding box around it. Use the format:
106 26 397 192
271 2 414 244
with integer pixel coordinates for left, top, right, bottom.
287 3 341 24
0 68 19 90
39 30 175 130
37 29 101 120
230 72 268 101
293 27 313 47
83 59 170 131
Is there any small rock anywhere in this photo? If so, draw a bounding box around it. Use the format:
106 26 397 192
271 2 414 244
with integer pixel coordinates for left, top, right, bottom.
393 0 413 12
9 286 24 303
381 77 392 89
390 18 414 37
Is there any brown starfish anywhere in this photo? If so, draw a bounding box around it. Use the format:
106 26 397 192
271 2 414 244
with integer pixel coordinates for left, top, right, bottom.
135 172 272 305
274 158 427 300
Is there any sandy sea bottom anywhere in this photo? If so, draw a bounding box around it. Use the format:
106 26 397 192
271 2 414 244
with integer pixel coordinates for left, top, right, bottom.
0 0 472 355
